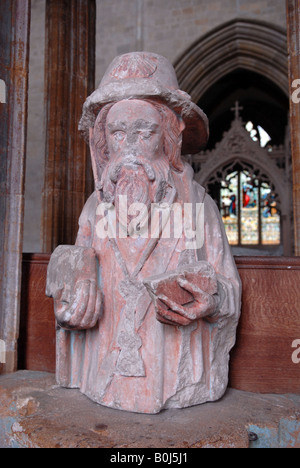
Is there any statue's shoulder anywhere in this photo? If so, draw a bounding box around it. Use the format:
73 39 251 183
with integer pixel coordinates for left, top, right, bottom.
79 191 98 225
192 180 206 203
192 180 221 217
85 190 98 208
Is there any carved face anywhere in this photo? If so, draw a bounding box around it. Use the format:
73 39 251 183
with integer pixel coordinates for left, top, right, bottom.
105 99 164 164
99 100 172 234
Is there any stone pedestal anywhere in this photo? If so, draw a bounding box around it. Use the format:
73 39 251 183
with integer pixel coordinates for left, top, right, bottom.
0 371 299 448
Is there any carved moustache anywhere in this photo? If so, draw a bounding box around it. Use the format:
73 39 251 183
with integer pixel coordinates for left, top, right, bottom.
109 154 156 185
99 152 171 210
100 154 157 205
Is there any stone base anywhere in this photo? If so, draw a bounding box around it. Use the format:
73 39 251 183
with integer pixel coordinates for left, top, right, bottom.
0 371 299 448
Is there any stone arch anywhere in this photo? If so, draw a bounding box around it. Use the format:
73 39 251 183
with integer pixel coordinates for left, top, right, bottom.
174 18 288 103
197 153 291 255
175 19 291 254
192 116 292 255
196 152 288 217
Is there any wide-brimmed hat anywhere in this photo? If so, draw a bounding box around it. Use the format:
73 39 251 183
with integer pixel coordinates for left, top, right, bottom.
79 52 209 154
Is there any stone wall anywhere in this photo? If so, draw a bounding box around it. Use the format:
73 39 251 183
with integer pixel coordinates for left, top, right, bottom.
95 0 287 84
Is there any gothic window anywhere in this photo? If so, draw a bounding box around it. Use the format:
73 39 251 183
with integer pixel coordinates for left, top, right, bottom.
194 99 288 253
217 166 281 247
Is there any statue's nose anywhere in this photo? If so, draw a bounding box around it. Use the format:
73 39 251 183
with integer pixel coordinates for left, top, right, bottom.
126 131 139 146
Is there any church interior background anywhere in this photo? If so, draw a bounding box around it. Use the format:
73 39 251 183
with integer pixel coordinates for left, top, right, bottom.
23 0 293 257
1 0 300 447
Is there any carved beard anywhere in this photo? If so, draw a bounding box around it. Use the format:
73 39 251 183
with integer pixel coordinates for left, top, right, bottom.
100 155 171 235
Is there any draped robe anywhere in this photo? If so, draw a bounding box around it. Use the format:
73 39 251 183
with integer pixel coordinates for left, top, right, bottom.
56 163 241 414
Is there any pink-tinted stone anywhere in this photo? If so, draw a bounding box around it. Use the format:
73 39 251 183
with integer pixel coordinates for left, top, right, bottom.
46 52 241 414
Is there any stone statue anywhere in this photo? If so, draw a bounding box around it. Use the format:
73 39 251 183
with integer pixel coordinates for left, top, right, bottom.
46 52 241 414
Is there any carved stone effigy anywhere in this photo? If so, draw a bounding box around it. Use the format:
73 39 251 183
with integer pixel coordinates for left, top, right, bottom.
46 52 241 414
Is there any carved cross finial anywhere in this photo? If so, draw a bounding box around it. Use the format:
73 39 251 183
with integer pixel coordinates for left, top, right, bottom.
231 101 243 120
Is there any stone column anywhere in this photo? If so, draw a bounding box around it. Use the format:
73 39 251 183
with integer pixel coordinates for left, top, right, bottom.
42 0 95 253
0 0 31 373
286 0 300 255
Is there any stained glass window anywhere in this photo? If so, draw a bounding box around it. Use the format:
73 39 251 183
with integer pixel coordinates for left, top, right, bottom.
220 170 280 246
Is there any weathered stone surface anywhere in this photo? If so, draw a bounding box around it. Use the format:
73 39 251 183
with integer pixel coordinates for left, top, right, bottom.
47 52 241 414
46 245 101 330
1 371 300 448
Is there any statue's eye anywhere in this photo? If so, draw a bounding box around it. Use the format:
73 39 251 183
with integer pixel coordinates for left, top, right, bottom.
113 131 125 141
140 131 152 140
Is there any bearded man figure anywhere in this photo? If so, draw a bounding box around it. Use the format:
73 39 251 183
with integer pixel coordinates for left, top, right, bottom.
46 52 241 414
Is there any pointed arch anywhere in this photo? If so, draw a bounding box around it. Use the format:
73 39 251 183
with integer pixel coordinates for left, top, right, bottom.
195 120 289 216
174 18 288 104
193 118 292 255
196 152 288 216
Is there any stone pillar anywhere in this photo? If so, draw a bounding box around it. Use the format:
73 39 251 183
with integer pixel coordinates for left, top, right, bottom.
0 0 31 373
286 0 300 255
42 0 95 253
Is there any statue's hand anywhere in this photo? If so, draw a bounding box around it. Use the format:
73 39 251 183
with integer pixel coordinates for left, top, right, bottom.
156 278 219 326
54 279 102 330
46 245 102 330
